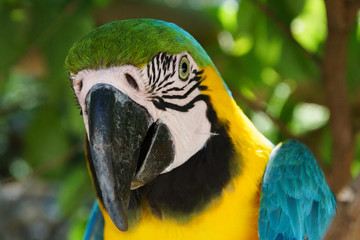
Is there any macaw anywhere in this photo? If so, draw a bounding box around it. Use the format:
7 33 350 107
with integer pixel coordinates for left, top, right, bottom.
65 19 336 240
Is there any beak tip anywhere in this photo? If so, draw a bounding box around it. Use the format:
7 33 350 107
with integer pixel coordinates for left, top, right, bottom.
114 218 128 232
104 196 130 232
108 203 129 232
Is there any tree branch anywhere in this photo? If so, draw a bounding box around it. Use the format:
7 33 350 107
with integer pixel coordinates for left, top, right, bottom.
0 105 21 118
30 142 83 177
347 0 360 26
230 86 297 139
249 0 322 66
324 173 360 240
1 142 84 184
322 0 355 193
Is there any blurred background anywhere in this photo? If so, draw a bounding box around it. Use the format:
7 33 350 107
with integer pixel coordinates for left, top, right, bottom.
0 0 359 239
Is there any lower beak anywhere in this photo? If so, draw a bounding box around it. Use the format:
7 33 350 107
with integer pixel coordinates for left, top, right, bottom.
85 83 174 231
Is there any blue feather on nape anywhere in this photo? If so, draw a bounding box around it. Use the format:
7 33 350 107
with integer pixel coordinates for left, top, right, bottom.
259 140 336 240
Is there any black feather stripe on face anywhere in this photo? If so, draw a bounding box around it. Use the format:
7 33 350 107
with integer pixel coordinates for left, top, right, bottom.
146 53 206 112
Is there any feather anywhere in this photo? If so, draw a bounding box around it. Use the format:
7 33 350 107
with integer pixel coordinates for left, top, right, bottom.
83 201 104 240
259 140 336 240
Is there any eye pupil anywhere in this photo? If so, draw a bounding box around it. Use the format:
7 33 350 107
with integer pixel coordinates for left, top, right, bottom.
182 62 187 73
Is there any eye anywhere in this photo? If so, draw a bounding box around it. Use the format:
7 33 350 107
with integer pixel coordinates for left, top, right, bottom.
178 56 190 80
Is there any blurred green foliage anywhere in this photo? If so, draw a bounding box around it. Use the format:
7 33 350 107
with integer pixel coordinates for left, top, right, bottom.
0 0 359 239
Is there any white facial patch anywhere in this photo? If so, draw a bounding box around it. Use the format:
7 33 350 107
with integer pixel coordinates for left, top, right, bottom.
71 52 212 174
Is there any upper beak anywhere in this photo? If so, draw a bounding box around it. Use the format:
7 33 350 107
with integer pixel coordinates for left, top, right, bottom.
85 83 174 231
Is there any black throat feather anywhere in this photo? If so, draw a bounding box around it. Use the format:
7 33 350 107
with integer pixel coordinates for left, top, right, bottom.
131 98 235 222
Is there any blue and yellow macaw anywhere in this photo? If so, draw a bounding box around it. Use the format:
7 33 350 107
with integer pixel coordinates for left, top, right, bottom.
66 19 336 240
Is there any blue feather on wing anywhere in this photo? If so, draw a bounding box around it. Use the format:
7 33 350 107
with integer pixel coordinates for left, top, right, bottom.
259 140 336 240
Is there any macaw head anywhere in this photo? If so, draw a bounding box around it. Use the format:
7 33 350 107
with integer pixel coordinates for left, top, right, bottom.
66 19 239 231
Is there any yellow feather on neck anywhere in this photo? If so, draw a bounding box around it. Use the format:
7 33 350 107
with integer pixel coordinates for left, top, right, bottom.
99 66 273 240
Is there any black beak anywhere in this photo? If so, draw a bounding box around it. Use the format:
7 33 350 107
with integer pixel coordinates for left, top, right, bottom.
86 83 174 231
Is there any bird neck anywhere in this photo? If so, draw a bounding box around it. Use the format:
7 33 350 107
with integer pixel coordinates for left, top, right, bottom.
199 66 274 184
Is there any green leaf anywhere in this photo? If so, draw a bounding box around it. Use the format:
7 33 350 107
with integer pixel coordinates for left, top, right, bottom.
290 0 327 53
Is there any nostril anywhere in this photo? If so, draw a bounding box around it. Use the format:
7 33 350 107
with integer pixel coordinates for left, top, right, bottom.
79 80 83 91
125 73 139 90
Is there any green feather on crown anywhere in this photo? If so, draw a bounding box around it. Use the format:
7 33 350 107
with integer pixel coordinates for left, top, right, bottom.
66 19 213 74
